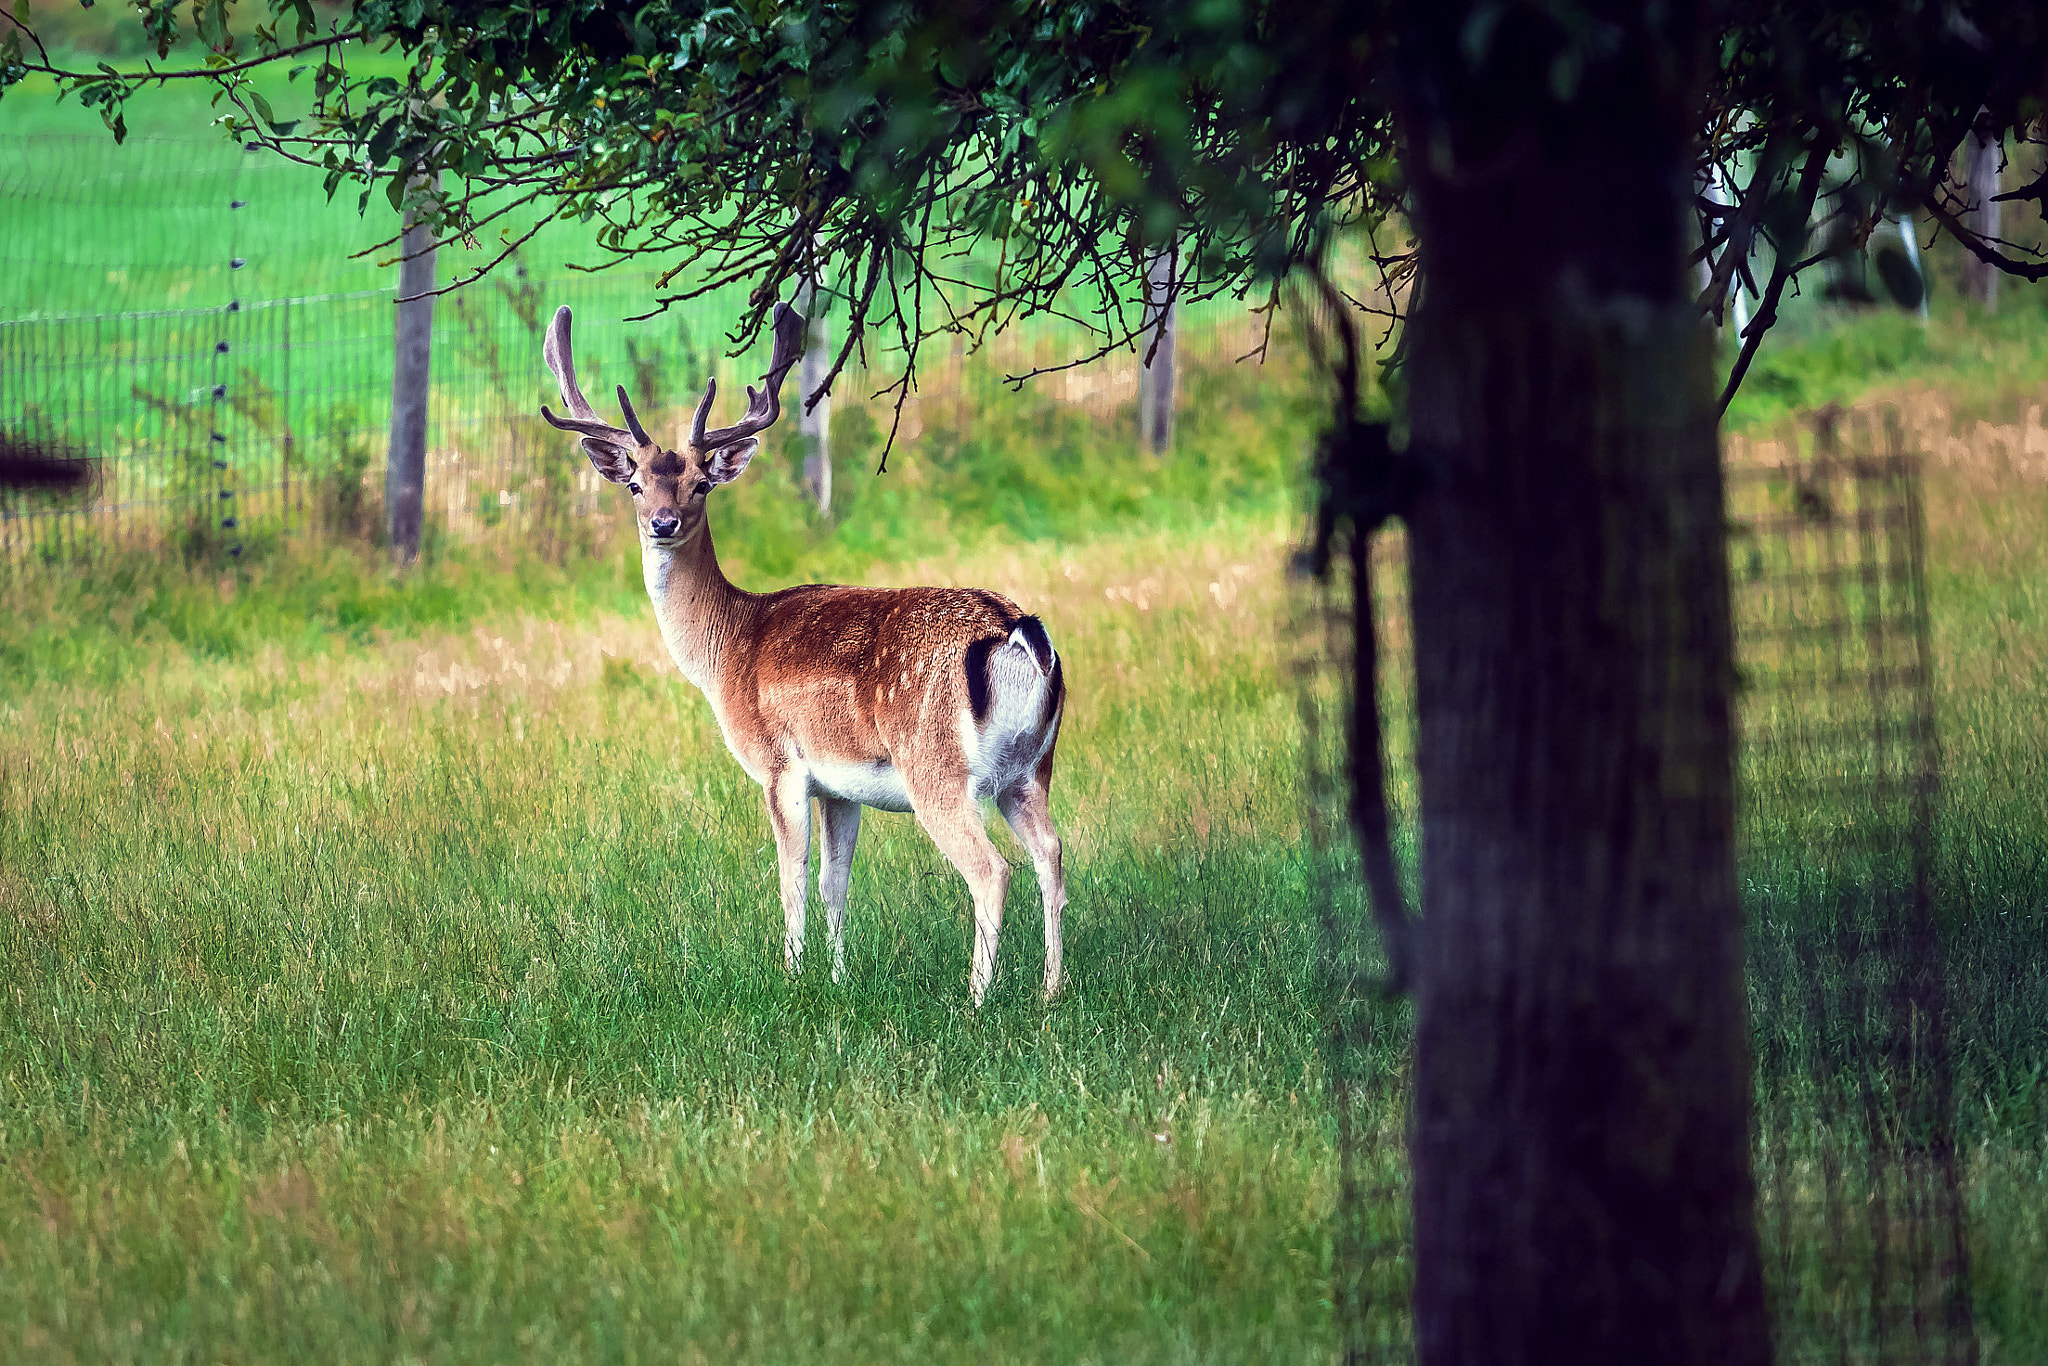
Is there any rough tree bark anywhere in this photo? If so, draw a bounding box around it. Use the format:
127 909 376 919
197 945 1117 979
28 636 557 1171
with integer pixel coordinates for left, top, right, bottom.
1137 243 1176 454
1392 1 1773 1360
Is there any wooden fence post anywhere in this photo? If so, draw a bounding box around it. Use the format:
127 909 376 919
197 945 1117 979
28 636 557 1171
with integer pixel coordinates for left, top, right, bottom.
386 167 439 562
797 246 832 512
1962 117 2001 311
1137 243 1176 454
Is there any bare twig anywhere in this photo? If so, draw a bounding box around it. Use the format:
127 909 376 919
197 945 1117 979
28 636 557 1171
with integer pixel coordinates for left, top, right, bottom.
0 8 53 67
20 31 366 84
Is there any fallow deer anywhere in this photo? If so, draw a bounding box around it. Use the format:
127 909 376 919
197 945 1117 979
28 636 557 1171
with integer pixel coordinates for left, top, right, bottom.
540 302 1067 1005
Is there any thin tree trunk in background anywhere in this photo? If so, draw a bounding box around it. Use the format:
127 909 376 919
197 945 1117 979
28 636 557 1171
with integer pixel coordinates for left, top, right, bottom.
798 246 832 512
1137 244 1176 454
1394 2 1772 1360
386 171 438 562
1962 122 2001 311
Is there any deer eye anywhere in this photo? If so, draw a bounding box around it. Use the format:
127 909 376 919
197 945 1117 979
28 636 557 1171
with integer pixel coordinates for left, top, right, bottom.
696 481 711 498
628 481 643 495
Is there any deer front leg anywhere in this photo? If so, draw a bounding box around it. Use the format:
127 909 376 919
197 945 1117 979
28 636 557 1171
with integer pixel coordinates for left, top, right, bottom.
763 769 813 974
818 795 862 984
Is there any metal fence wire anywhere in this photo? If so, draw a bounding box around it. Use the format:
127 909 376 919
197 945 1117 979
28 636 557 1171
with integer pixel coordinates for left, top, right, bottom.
1295 412 1968 1361
0 272 711 566
0 270 1283 569
1731 414 1971 1364
1290 516 1415 1365
2 132 1291 568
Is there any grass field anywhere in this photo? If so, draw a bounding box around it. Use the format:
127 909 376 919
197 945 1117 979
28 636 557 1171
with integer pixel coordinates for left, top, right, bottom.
4 306 2048 1358
1 357 1405 1361
0 519 1353 1361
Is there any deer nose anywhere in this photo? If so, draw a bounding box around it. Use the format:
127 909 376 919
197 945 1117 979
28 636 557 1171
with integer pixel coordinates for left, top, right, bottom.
649 511 681 539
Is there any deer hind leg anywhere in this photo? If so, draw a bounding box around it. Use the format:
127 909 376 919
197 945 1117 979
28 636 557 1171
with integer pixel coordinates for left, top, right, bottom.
997 775 1066 1000
910 782 1011 1007
817 795 862 984
763 769 813 974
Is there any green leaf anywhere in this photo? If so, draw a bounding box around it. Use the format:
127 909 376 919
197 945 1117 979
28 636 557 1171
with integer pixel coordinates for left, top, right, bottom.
368 114 405 165
199 0 230 50
249 90 276 127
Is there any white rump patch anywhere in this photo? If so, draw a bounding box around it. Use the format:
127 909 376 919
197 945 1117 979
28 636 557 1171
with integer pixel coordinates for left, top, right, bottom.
966 624 1060 800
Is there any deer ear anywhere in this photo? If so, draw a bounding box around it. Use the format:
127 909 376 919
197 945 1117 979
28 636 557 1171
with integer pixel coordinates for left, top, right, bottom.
704 437 759 486
581 437 637 484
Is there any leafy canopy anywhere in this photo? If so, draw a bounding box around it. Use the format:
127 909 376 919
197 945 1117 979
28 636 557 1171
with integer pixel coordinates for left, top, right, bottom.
2 1 2044 415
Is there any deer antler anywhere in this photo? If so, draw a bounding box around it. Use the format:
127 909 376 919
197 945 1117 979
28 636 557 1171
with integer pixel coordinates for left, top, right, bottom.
690 302 807 450
539 306 641 448
615 385 652 447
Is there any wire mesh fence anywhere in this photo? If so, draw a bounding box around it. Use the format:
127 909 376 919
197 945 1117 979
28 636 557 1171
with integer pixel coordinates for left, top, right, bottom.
0 270 1283 569
1290 517 1415 1364
2 131 1298 570
1731 413 1972 1363
1295 411 1971 1360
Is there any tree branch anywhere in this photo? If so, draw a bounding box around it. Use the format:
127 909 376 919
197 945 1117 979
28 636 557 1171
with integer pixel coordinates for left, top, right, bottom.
0 8 53 67
20 31 366 84
1718 138 1830 414
1920 192 2048 281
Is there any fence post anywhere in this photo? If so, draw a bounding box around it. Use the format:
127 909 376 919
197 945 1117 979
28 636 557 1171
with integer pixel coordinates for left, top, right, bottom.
1961 115 2001 311
1137 242 1177 455
386 167 439 562
797 242 832 513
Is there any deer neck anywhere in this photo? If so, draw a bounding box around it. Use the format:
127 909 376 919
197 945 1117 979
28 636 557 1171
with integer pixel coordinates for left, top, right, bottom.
641 519 753 695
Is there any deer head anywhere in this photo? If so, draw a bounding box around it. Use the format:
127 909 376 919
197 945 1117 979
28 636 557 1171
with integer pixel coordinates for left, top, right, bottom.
541 302 806 546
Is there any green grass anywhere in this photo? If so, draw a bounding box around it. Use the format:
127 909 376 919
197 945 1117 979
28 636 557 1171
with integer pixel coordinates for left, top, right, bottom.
0 344 1317 688
1724 284 2048 433
1 490 1403 1360
4 390 2047 1361
0 719 1352 1359
8 439 2047 1359
0 355 1393 1360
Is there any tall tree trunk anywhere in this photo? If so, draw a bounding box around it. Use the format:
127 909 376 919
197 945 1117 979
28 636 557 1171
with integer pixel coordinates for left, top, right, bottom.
1137 243 1176 454
1393 3 1772 1360
386 169 438 562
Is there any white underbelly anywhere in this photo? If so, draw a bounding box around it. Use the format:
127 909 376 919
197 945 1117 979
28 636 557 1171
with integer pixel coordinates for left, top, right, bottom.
806 758 914 812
